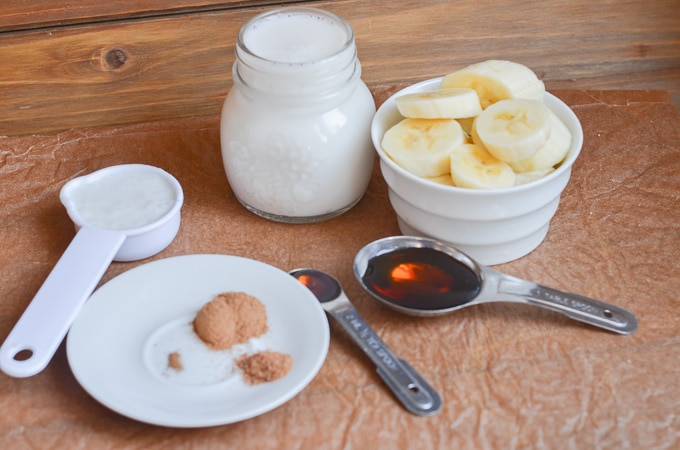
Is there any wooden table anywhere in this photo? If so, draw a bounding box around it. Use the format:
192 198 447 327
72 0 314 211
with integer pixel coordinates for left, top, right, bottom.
0 0 678 135
1 87 679 449
1 1 679 449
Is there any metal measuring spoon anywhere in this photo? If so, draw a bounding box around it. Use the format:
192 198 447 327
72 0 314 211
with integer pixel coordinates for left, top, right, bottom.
290 268 442 416
353 236 638 335
0 164 184 378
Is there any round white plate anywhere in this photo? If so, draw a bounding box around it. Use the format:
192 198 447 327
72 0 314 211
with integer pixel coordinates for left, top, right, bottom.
66 254 330 427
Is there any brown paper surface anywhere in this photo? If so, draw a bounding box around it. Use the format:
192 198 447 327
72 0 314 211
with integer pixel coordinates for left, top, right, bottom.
1 89 679 449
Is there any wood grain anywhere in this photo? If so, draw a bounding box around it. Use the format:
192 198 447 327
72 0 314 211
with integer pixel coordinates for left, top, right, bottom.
0 0 287 32
0 0 678 136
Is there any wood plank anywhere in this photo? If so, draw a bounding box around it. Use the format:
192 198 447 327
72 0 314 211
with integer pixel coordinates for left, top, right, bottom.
0 0 293 32
0 0 678 136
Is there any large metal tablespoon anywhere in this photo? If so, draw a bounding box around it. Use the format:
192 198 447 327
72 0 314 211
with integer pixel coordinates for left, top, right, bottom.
290 268 442 416
353 236 638 335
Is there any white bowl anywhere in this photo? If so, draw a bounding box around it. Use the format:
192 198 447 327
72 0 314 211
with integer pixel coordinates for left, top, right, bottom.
371 78 583 265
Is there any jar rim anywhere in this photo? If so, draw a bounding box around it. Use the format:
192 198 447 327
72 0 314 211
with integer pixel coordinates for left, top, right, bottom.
236 7 356 69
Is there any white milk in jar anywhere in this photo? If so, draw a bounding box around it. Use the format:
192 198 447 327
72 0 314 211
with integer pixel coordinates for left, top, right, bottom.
220 7 376 223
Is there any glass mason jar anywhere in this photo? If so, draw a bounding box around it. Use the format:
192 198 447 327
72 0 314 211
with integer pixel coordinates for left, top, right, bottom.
220 7 376 223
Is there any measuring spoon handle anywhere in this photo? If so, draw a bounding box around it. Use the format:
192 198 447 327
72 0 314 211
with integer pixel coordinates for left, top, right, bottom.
328 298 442 416
491 271 638 334
0 227 125 377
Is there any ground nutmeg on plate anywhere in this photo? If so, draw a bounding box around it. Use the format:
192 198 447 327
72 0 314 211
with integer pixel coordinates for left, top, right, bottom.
167 291 293 384
237 351 293 385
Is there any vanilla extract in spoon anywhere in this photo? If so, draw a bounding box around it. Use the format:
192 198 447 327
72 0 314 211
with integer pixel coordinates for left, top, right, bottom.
354 236 638 334
361 246 481 311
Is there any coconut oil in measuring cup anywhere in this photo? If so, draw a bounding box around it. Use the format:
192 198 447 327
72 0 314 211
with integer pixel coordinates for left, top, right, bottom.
220 7 376 223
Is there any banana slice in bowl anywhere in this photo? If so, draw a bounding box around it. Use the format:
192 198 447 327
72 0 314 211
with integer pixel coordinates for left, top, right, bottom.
395 88 482 119
474 99 552 163
440 59 545 108
449 144 516 189
381 118 466 177
508 110 572 173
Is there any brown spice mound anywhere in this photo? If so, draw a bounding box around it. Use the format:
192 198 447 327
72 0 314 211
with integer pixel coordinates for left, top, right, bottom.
193 292 268 350
167 351 183 371
237 351 293 385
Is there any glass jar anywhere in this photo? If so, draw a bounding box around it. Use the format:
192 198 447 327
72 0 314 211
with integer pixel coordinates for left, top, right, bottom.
220 7 376 223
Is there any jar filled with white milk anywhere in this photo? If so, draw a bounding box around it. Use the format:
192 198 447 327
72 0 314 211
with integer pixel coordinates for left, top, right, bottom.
220 7 376 223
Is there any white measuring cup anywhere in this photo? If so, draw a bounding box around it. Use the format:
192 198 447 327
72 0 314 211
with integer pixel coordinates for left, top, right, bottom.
0 164 184 378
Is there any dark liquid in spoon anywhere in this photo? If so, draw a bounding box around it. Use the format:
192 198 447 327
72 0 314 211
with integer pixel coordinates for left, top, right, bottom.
361 247 481 311
291 269 341 303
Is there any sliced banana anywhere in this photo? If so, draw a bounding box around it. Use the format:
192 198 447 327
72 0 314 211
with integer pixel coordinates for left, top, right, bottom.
382 118 466 177
474 99 551 163
450 143 516 189
509 111 572 172
395 88 482 119
440 60 545 109
514 168 555 186
425 174 455 186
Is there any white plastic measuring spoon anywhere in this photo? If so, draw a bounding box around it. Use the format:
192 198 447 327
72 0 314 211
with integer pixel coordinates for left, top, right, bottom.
0 164 184 377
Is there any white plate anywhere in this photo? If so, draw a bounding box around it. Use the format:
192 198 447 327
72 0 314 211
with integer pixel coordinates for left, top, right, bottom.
66 254 330 427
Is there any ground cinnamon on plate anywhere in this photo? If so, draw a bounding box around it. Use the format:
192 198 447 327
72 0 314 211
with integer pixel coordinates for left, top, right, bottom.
237 351 293 385
193 292 268 350
167 351 183 371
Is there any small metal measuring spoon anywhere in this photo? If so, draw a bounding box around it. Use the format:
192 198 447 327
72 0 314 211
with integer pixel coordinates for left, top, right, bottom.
290 268 442 416
0 164 184 378
353 236 638 335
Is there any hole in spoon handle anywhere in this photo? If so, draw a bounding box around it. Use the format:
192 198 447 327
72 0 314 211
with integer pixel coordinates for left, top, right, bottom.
0 227 125 377
376 358 443 416
532 285 638 334
495 274 638 334
330 305 442 416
